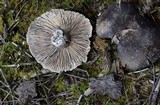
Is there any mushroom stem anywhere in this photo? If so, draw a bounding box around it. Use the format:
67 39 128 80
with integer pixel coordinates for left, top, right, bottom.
84 88 94 96
51 29 66 47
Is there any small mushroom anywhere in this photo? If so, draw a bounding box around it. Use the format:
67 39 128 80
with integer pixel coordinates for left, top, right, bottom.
96 2 160 71
27 9 92 73
16 80 37 104
85 74 123 100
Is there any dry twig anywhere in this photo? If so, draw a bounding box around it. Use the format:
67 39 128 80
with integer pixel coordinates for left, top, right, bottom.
0 68 15 105
128 68 149 74
76 94 83 105
149 73 160 105
2 62 36 68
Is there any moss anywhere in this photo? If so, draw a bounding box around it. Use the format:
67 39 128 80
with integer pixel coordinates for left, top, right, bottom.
100 69 110 75
103 0 117 5
54 77 68 92
18 69 36 80
57 98 70 105
0 16 4 33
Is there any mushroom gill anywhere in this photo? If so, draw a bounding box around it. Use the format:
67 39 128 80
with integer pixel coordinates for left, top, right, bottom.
26 9 92 73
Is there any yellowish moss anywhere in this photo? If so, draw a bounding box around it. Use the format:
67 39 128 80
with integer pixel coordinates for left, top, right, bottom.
12 33 21 42
55 77 68 91
0 16 4 33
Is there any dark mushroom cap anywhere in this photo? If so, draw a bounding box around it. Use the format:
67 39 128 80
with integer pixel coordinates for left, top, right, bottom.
96 2 160 71
96 2 139 39
27 9 92 73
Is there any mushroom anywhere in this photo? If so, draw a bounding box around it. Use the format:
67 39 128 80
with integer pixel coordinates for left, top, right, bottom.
96 2 160 71
26 9 92 73
88 74 122 100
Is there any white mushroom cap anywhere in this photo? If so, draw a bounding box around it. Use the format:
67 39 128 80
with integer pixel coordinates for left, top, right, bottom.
26 9 92 73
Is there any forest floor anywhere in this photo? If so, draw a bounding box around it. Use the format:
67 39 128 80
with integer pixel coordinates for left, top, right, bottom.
0 0 160 105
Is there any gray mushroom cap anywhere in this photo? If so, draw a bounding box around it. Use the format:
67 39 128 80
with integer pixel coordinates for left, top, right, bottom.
96 2 139 39
27 9 92 73
96 2 160 71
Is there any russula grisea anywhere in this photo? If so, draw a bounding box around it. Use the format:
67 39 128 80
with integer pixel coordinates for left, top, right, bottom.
27 9 92 73
96 2 160 71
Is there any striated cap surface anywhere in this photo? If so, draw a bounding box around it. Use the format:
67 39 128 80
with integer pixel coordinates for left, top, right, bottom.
27 9 92 73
